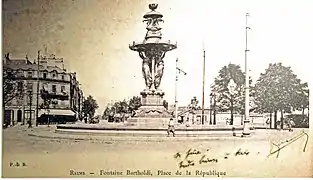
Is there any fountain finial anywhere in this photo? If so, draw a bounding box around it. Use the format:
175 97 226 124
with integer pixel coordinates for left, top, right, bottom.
149 4 158 11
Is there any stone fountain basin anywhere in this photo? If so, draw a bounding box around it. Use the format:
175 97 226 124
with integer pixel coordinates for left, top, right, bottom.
55 122 260 137
129 40 177 52
56 122 258 131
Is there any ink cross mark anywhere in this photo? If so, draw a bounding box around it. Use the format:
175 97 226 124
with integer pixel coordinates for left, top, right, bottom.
267 130 309 158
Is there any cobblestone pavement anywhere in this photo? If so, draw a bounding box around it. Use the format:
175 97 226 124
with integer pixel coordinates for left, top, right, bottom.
2 125 312 178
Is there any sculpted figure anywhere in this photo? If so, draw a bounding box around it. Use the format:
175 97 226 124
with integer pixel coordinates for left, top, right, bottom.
139 52 152 90
143 17 163 39
154 51 165 89
139 49 166 90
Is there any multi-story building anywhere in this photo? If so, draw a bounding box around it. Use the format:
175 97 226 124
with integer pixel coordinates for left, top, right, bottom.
3 53 84 126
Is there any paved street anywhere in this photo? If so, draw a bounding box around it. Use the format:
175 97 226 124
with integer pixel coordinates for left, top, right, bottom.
2 125 312 178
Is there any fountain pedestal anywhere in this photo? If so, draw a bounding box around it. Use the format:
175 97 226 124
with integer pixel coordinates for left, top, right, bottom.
127 90 172 127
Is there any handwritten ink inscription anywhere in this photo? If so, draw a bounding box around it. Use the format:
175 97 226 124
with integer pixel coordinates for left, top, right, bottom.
174 148 222 169
174 130 309 169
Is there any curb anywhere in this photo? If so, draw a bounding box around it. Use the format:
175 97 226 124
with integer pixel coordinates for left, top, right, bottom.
27 131 269 142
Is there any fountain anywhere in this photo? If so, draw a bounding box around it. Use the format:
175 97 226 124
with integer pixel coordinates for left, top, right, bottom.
55 4 256 136
126 3 177 127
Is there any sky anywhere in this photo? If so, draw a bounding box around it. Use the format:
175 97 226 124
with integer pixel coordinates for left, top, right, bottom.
2 0 313 114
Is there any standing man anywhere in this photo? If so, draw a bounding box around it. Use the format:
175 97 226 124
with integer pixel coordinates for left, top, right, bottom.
167 118 175 137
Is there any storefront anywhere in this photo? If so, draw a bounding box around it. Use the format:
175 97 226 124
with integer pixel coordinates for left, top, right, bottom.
38 109 76 124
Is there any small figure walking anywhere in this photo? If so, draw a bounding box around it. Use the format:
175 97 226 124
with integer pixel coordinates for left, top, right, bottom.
167 118 175 137
27 120 32 128
288 119 295 132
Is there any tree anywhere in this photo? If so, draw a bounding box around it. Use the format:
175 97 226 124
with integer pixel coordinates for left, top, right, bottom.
293 82 309 117
39 87 52 125
211 64 248 125
188 96 200 110
102 106 111 120
253 63 306 129
82 95 99 122
128 96 141 116
3 67 26 126
3 68 25 106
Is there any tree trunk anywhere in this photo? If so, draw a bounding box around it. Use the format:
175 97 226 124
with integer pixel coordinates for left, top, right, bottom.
302 105 305 118
274 111 277 129
280 110 284 130
230 98 234 125
213 97 216 125
269 112 272 129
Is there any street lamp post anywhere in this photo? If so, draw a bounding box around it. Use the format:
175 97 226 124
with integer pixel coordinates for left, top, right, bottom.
242 13 251 136
35 51 40 127
201 46 206 125
209 93 212 125
213 93 216 125
174 58 187 123
28 90 33 128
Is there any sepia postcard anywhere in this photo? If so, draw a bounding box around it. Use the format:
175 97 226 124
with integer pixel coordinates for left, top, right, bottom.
2 0 312 178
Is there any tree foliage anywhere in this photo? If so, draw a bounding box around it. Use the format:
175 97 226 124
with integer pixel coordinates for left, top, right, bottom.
102 96 142 121
40 87 52 110
211 63 251 125
82 95 99 119
187 96 200 110
3 68 25 106
128 96 142 115
253 63 309 129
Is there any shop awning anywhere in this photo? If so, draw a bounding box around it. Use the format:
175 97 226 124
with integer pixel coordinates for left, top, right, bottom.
39 109 75 117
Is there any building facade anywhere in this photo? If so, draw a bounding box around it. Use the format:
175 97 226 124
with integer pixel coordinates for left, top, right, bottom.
3 53 84 126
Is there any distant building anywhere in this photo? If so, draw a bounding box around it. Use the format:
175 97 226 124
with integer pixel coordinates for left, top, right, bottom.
170 105 267 126
3 53 84 126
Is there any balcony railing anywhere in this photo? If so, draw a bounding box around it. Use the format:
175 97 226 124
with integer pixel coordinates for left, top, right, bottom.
40 89 69 101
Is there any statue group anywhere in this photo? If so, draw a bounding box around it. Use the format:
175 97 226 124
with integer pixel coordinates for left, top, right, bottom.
129 4 176 118
139 48 165 91
130 4 176 92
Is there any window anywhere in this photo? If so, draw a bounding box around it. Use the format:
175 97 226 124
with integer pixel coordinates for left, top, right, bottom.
43 73 47 79
27 83 33 92
7 71 12 78
51 99 58 105
27 71 33 78
17 82 23 91
61 86 65 93
52 85 56 93
52 73 56 78
61 75 65 80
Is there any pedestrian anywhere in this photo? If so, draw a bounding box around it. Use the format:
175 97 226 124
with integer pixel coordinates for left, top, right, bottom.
47 117 50 127
27 120 32 128
266 118 270 129
185 117 191 127
226 118 230 125
289 119 295 132
167 118 175 137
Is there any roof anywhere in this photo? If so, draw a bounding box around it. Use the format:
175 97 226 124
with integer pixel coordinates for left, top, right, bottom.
4 59 66 73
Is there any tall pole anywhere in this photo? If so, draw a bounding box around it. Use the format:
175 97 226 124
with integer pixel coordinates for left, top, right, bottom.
175 58 187 123
36 51 40 126
201 45 206 125
175 58 179 122
28 91 33 128
243 13 251 136
209 93 212 125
